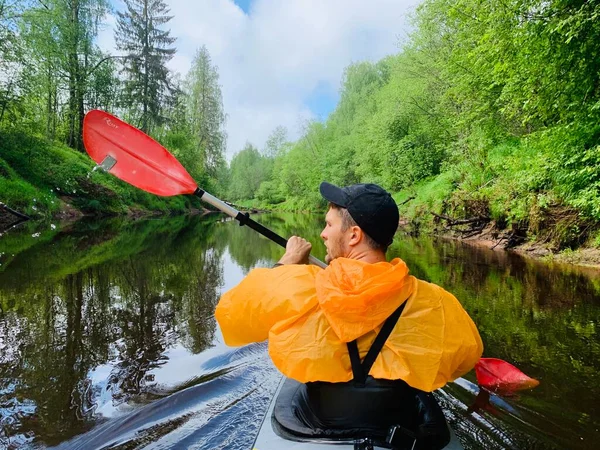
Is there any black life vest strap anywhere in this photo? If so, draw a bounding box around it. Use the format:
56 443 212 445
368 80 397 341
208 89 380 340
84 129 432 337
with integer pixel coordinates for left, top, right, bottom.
347 339 363 383
347 300 407 385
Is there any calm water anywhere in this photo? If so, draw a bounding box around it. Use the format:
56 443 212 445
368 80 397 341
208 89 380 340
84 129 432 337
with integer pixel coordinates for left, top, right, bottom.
0 214 598 449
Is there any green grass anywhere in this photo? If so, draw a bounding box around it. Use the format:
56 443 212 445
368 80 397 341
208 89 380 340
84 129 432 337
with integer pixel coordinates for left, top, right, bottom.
0 159 57 216
0 130 198 219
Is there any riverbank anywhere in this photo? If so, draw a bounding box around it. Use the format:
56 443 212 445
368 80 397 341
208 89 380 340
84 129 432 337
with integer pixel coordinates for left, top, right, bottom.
233 199 600 269
399 219 600 270
0 130 207 222
461 231 600 270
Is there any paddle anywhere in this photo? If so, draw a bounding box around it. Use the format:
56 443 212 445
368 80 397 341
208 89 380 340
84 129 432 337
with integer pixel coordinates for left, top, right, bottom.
475 358 539 393
82 109 539 392
82 109 326 269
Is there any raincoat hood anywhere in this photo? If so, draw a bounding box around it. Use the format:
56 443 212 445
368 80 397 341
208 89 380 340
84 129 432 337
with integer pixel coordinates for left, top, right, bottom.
316 258 414 342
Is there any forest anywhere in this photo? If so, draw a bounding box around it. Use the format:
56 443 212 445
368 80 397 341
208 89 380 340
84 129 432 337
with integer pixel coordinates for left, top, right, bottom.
1 0 226 218
2 0 600 251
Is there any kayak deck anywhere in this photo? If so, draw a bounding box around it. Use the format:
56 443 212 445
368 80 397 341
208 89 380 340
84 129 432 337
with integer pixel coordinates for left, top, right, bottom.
252 377 464 450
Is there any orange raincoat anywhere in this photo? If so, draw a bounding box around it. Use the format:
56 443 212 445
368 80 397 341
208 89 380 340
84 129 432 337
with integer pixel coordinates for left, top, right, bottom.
215 258 483 392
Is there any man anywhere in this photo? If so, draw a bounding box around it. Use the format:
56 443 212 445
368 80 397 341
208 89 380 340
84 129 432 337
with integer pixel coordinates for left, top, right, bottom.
215 182 482 441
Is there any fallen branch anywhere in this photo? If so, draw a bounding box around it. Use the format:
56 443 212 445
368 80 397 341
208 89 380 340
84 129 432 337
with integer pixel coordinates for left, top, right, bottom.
1 203 30 221
0 217 28 233
431 212 490 226
491 236 506 250
461 224 488 239
399 196 416 206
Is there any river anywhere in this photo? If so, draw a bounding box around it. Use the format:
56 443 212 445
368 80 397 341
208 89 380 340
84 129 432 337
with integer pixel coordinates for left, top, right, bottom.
0 213 598 449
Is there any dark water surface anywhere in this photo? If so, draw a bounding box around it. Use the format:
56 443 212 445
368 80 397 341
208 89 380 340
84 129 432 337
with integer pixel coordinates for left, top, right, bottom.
0 214 598 449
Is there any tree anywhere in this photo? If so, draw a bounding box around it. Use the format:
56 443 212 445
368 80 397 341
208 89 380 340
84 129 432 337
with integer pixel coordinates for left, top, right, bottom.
18 0 109 146
160 79 208 185
115 0 176 134
61 0 109 149
263 126 288 158
228 143 272 200
86 51 119 112
183 46 226 179
0 0 31 125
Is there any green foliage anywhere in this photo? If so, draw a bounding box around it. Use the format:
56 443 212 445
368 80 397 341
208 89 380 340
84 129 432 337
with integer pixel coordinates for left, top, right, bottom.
0 0 28 125
398 171 458 226
0 157 55 216
263 126 288 158
228 143 274 201
0 130 188 218
256 180 285 204
183 46 227 182
16 0 111 149
545 124 600 221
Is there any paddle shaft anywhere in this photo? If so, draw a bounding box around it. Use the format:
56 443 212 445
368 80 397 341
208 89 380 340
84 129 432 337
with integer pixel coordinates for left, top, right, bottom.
194 188 327 269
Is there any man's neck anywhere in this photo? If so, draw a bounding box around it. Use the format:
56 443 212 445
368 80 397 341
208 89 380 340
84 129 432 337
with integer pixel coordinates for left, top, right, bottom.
345 248 387 264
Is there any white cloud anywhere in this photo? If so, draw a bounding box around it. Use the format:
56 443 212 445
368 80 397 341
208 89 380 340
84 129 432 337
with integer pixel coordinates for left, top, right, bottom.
97 0 419 159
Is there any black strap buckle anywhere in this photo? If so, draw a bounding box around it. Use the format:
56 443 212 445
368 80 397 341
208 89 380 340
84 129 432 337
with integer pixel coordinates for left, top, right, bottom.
387 424 417 450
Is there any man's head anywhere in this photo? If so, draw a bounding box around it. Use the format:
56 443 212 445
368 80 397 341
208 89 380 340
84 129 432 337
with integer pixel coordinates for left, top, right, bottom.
319 182 399 263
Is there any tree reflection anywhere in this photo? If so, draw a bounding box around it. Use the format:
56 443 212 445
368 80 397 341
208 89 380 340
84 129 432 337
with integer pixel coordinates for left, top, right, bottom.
0 216 225 447
389 235 600 447
212 212 326 272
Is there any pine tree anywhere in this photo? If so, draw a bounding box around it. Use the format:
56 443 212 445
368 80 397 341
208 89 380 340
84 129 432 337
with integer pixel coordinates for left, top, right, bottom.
183 46 226 179
115 0 176 134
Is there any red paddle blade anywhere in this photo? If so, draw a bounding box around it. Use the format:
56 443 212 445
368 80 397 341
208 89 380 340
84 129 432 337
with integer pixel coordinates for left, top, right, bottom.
82 110 197 196
475 358 540 393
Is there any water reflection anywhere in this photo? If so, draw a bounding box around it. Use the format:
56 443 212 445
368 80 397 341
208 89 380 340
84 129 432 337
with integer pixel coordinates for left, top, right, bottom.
0 214 598 449
389 237 600 449
0 216 229 447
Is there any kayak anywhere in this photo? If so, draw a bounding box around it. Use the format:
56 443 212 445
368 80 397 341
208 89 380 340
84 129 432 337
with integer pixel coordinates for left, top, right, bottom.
252 377 464 450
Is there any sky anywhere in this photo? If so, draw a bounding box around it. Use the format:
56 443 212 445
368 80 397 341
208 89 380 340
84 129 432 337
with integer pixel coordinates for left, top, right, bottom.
97 0 419 159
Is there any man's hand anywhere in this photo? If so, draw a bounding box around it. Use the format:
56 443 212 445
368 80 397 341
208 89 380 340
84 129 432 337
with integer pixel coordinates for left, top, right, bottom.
277 236 312 265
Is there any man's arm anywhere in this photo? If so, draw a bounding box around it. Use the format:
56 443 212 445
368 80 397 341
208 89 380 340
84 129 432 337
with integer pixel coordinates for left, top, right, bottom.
215 238 320 347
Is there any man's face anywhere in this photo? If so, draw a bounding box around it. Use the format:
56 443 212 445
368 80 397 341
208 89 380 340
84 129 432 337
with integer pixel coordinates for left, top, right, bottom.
321 207 349 264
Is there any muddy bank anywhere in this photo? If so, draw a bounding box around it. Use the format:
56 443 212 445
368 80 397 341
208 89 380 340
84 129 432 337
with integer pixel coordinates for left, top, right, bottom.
417 221 600 270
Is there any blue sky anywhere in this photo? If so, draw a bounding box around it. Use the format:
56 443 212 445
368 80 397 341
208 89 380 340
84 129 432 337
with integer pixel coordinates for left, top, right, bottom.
99 0 418 158
232 0 252 14
305 82 339 120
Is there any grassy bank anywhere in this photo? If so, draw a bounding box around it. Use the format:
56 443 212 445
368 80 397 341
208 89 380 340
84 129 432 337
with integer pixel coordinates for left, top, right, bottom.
395 130 600 253
0 130 200 221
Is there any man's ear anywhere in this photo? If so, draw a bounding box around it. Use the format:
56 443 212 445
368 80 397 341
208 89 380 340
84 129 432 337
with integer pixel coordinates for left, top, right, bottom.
348 225 363 247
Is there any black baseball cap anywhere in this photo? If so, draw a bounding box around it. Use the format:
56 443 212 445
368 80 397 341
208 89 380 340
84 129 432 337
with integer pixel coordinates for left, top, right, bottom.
319 181 399 247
